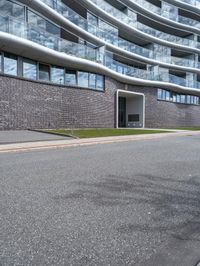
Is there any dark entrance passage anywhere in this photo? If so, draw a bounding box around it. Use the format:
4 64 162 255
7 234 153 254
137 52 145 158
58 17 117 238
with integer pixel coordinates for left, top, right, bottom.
118 97 126 127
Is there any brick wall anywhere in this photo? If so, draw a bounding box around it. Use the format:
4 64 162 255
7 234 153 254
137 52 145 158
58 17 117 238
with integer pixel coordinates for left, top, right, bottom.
128 85 200 128
1 74 200 130
0 75 124 130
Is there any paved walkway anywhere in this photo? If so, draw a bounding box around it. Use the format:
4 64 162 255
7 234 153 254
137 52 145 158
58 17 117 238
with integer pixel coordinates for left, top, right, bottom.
0 130 72 145
0 130 200 153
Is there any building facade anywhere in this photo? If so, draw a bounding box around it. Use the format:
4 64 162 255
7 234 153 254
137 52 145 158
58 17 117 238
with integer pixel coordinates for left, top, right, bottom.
1 0 200 129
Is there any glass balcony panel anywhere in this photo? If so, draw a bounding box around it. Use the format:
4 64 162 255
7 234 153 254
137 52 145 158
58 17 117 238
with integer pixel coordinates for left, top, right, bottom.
1 12 199 90
0 0 24 20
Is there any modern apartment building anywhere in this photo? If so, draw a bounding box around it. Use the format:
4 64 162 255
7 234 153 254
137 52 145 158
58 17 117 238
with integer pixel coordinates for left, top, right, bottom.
1 0 200 129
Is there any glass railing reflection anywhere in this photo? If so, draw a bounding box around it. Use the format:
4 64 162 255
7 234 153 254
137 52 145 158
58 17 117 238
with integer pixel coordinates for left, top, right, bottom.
0 13 199 90
41 0 198 69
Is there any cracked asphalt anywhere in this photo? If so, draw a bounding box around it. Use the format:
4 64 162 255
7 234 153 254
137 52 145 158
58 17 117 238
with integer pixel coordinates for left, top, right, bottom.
1 134 200 266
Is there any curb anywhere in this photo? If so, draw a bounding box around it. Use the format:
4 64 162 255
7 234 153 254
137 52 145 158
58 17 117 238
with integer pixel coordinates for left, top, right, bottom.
0 131 200 153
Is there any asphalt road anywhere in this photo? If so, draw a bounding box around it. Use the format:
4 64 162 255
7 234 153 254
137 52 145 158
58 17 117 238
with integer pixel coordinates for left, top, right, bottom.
1 135 200 266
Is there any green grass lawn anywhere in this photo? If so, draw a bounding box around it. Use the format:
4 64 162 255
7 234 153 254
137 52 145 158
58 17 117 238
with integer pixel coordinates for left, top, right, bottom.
41 128 171 139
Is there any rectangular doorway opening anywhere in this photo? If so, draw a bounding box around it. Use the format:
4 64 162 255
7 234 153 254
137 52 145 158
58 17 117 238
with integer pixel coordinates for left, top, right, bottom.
118 97 126 127
116 90 145 128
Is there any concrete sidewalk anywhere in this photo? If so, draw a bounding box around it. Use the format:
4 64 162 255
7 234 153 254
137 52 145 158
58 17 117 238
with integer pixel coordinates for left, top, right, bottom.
0 130 200 153
0 130 71 144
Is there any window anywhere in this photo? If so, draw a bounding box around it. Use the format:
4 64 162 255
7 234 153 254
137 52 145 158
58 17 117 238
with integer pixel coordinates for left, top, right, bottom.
177 94 181 103
172 93 177 102
186 95 191 104
51 66 64 84
78 72 89 87
4 53 17 76
77 72 104 90
23 59 37 80
65 70 77 86
194 96 198 105
157 89 199 106
88 73 96 89
161 89 166 100
165 90 170 101
39 64 50 81
180 95 185 104
0 50 105 91
96 75 104 90
157 89 162 99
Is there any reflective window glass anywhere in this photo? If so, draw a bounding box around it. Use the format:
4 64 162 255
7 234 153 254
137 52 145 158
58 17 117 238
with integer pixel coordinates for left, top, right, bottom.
172 93 176 102
166 91 170 101
180 95 185 103
51 66 64 84
194 96 198 105
65 70 77 86
23 59 37 80
96 75 104 90
78 72 89 87
157 89 162 99
186 95 191 104
39 64 50 81
4 53 17 76
89 73 96 88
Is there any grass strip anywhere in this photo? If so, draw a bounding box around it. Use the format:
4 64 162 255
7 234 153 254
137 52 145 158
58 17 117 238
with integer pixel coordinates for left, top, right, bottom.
41 128 171 139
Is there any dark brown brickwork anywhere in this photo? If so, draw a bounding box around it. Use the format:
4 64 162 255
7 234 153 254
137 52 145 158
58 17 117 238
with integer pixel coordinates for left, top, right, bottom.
127 85 200 128
0 75 124 130
1 74 200 130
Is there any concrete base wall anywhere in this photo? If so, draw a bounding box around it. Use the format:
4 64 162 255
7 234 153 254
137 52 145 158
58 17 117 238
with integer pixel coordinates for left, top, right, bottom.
1 74 200 130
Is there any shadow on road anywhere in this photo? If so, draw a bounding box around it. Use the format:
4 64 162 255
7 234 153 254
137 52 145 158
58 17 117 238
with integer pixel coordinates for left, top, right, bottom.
53 173 200 242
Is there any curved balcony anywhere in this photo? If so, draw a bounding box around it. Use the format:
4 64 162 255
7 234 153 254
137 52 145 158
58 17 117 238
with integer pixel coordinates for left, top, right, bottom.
130 0 200 29
1 13 200 91
178 0 200 9
41 0 199 70
88 0 199 48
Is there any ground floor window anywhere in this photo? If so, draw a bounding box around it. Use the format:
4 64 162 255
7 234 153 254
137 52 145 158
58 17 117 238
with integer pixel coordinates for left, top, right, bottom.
0 51 105 91
157 88 200 105
23 59 37 80
4 53 17 76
